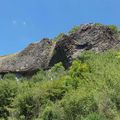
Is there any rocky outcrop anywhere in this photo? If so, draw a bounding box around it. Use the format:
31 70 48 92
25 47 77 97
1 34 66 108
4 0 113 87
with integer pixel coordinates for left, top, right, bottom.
49 24 120 68
0 38 54 74
0 23 120 74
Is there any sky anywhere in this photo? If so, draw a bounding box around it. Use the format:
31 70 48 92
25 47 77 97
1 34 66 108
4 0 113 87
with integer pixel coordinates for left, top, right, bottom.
0 0 120 55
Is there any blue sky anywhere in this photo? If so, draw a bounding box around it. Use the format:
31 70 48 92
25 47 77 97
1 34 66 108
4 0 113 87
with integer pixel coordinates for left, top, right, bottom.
0 0 120 55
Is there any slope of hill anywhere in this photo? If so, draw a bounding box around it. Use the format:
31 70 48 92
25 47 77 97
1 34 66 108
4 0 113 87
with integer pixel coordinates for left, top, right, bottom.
0 23 120 120
0 23 120 75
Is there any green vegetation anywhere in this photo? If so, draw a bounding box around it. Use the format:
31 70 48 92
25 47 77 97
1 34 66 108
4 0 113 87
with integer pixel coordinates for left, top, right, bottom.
108 25 120 37
94 23 103 26
0 50 120 120
52 33 65 42
52 25 81 42
51 23 120 43
68 25 81 34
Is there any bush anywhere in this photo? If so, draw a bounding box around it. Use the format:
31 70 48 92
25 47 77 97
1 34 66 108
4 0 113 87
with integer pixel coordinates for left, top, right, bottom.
60 89 97 120
69 60 89 78
83 113 107 120
94 23 103 26
13 87 46 120
52 33 65 42
65 60 89 89
3 73 16 81
69 25 81 34
43 79 67 102
32 69 46 82
12 79 67 119
108 25 120 36
42 104 64 120
46 62 65 81
0 80 18 119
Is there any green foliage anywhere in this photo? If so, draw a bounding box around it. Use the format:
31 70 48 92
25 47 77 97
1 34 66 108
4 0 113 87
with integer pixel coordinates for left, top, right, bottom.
12 77 67 119
40 80 67 102
46 62 65 81
1 50 120 120
83 113 107 120
42 104 64 120
13 90 41 120
69 25 81 34
0 80 18 119
108 25 118 32
12 81 48 120
69 60 89 78
65 60 89 89
108 25 120 36
3 73 16 80
32 69 46 82
60 90 97 120
52 33 65 42
94 23 103 26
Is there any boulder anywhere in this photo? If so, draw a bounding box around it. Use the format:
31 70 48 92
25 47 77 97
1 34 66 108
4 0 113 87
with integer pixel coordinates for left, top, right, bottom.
0 38 54 74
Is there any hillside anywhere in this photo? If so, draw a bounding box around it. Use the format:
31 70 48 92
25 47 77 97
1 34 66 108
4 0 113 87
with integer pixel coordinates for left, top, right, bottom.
0 23 120 120
0 23 120 75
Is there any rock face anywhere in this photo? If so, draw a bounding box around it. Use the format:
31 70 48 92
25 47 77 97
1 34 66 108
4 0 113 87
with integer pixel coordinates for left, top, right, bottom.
49 24 120 68
0 39 54 74
0 23 120 74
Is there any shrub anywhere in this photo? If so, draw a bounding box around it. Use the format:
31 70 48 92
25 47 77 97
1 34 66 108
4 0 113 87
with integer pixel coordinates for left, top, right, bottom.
94 23 103 26
61 89 97 120
13 79 67 119
52 33 65 42
69 25 81 34
43 79 67 102
65 60 89 89
42 104 64 120
46 62 65 81
32 69 46 82
0 80 18 119
108 25 119 36
13 88 46 120
69 60 89 78
83 113 107 120
3 73 16 81
94 90 120 120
